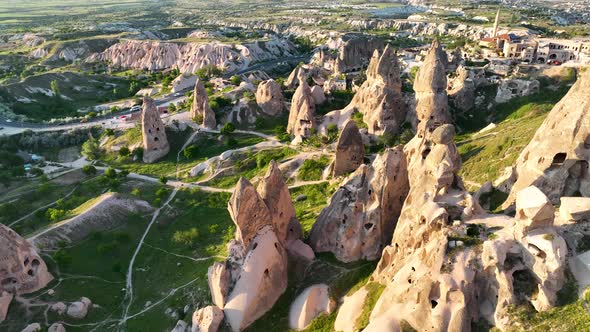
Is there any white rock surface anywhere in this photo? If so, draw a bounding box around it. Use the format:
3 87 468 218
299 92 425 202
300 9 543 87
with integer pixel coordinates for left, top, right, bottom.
288 284 334 330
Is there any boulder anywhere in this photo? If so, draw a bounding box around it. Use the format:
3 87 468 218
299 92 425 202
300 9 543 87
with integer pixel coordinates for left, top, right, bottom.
333 120 365 177
47 323 66 332
51 301 67 315
207 262 230 309
256 79 284 116
310 146 409 262
515 186 555 230
192 306 224 332
0 225 53 321
20 323 41 332
288 284 335 330
287 239 315 261
310 85 326 105
191 80 217 129
66 297 92 319
502 68 590 208
170 320 187 332
559 197 590 223
224 226 288 331
141 97 170 163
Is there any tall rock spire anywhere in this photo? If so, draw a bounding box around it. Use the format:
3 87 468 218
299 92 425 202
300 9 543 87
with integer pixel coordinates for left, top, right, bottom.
287 77 316 141
191 79 216 129
347 45 406 135
413 39 451 137
141 97 170 163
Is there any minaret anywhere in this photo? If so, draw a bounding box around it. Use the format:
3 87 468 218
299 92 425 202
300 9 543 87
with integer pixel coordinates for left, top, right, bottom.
492 9 500 37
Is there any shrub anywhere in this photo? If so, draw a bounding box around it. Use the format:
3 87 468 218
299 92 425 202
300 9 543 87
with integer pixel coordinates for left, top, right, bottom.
81 137 102 160
131 188 141 197
230 75 242 85
172 228 200 247
82 165 97 176
30 167 43 177
183 145 199 159
104 167 117 178
52 249 72 268
159 176 168 184
220 122 236 135
46 208 67 223
119 146 130 157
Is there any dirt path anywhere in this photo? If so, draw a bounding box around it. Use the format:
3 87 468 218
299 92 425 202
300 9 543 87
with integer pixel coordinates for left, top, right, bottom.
120 187 179 326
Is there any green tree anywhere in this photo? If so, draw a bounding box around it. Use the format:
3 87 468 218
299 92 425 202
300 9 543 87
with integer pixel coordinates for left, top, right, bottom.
81 137 101 160
82 165 97 176
172 228 200 247
230 75 242 85
104 167 117 178
183 145 199 159
168 103 177 113
50 80 60 97
119 146 130 157
220 122 236 135
159 176 168 184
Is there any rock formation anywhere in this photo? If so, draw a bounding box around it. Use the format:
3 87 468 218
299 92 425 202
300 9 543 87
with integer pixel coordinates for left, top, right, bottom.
447 65 475 112
207 163 312 331
66 297 92 319
90 39 297 73
310 146 409 262
413 40 451 136
191 80 217 129
287 79 316 141
141 97 170 163
192 305 224 332
502 68 590 208
255 79 284 116
495 79 540 104
334 35 384 74
288 284 335 330
346 45 406 135
333 120 365 177
310 85 326 105
0 225 53 322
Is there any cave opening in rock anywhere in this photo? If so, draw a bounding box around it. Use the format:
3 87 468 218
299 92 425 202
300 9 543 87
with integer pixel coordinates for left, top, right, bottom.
512 269 538 303
551 153 567 167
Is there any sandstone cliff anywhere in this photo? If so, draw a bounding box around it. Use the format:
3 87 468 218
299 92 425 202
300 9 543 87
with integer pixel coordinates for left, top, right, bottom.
89 38 296 73
310 146 409 263
333 120 365 177
502 68 590 208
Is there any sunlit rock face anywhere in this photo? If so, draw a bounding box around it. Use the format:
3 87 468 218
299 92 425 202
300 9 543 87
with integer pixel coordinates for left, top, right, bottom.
0 224 53 321
141 97 170 163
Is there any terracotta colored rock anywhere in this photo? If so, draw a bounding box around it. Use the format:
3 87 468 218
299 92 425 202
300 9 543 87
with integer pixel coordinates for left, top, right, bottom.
141 97 170 163
47 323 66 332
257 160 299 244
333 120 365 177
0 225 53 322
192 305 224 332
207 262 230 309
287 79 316 141
347 45 406 135
191 80 216 129
310 85 326 105
413 40 451 136
515 186 555 230
224 226 288 331
256 79 284 116
310 146 409 262
227 177 272 249
502 68 590 208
